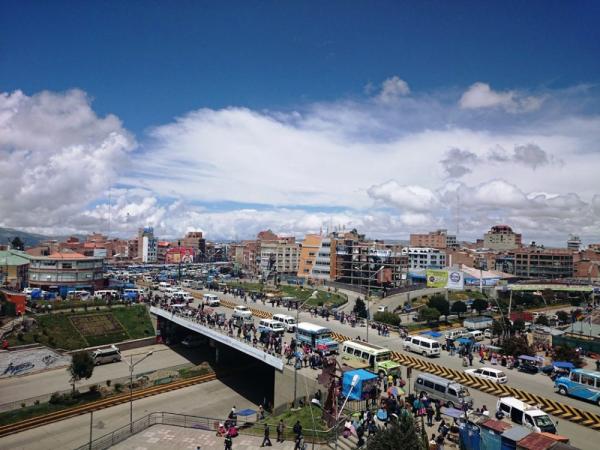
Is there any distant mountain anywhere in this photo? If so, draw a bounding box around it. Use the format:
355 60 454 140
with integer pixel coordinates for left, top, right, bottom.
0 227 85 248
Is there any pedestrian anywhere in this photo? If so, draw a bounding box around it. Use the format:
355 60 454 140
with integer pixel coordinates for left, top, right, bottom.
277 419 285 442
224 434 233 450
294 434 305 450
259 404 265 420
261 424 272 447
426 404 434 426
293 420 302 439
428 433 437 450
468 352 473 366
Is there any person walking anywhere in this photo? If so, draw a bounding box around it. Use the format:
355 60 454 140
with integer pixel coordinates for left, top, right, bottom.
224 434 233 450
261 424 272 447
277 419 285 442
293 420 303 439
426 403 435 426
294 434 304 450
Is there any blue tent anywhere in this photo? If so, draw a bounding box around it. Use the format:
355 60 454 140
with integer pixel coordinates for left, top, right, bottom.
456 337 473 345
420 330 443 338
342 369 378 401
553 361 575 370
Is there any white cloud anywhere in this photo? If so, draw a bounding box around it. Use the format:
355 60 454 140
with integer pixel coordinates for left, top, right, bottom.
376 76 410 103
367 181 438 212
459 82 543 113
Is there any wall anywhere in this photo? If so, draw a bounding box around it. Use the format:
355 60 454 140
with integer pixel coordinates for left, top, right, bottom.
273 365 321 413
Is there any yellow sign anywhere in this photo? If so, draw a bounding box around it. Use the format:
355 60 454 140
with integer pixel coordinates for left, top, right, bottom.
426 270 448 288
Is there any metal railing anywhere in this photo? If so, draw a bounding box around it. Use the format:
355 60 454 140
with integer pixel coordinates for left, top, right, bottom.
73 411 336 450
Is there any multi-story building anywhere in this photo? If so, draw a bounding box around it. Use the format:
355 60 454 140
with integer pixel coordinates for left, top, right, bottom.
402 247 446 270
0 249 30 290
483 225 522 250
258 236 300 276
156 241 171 264
165 247 195 264
410 229 456 249
567 235 582 251
508 245 574 278
137 227 157 263
28 250 105 292
182 231 206 262
297 234 323 278
312 237 333 281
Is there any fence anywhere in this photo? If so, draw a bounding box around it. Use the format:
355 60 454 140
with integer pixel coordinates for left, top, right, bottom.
73 411 337 450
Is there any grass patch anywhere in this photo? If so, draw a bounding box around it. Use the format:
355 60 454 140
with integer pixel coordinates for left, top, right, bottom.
227 281 265 292
227 282 347 309
8 305 154 350
178 366 212 379
448 290 487 301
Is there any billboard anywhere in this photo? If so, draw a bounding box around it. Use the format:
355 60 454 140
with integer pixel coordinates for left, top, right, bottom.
446 270 464 290
426 269 448 288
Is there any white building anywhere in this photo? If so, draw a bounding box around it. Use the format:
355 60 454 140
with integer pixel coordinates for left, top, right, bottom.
258 238 300 275
311 237 332 280
138 227 157 263
402 247 446 269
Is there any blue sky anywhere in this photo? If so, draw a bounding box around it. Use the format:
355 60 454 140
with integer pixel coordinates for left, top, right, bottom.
1 1 600 244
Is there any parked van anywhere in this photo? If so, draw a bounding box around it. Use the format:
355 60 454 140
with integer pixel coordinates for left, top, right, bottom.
444 328 468 340
403 335 441 357
67 290 91 301
414 373 473 408
203 293 220 306
258 319 285 336
273 314 297 332
468 330 484 341
94 290 119 299
232 305 252 319
496 396 557 433
91 345 121 365
158 282 170 291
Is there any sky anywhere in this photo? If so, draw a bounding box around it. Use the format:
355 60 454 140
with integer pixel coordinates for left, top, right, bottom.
1 1 600 245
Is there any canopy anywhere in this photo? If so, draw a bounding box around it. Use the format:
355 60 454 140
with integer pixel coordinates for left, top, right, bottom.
420 330 442 338
553 361 575 370
441 407 465 418
342 369 378 401
456 337 473 345
236 408 256 417
519 355 544 362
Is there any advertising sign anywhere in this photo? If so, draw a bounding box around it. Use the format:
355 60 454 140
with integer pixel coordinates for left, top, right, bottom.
426 269 448 288
446 270 464 290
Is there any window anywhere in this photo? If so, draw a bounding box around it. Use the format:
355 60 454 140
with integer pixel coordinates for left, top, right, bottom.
61 263 72 269
416 378 423 385
500 403 510 414
434 384 446 393
448 388 457 397
581 374 596 386
424 380 434 389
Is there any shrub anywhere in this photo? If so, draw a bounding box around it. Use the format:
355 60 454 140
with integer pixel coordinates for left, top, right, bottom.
49 392 63 404
373 311 401 327
33 333 39 342
114 383 124 393
21 402 26 408
106 379 112 387
48 336 56 346
88 384 99 394
17 332 24 341
34 400 40 405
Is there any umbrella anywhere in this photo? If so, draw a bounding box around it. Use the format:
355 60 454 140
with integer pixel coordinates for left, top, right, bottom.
376 409 388 421
387 386 405 397
316 343 328 351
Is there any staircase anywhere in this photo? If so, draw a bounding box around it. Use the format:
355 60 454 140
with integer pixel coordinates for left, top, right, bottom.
326 433 361 450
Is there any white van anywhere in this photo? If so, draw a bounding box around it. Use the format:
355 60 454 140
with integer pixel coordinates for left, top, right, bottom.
67 290 91 301
258 319 285 336
403 335 441 357
468 330 484 341
496 396 557 433
273 314 297 332
465 367 507 383
94 290 119 299
233 305 252 319
203 293 220 306
415 373 473 408
91 345 121 365
158 282 170 291
444 329 468 340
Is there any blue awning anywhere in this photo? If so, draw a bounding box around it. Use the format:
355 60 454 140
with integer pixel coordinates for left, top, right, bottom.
456 337 473 345
420 330 442 338
553 361 575 370
236 408 256 417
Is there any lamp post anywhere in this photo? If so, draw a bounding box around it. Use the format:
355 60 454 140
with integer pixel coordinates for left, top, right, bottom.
293 297 313 409
366 265 385 343
121 350 153 432
335 374 360 450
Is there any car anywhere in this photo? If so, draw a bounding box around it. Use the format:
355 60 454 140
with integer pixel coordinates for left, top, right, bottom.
483 328 493 339
465 367 507 383
233 305 252 318
518 363 539 374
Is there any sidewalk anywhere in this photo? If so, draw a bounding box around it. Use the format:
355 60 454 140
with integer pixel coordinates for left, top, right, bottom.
110 424 315 450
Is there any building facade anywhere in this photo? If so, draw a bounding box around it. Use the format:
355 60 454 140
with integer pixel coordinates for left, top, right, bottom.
409 229 456 249
0 250 30 290
297 234 323 278
28 250 105 291
508 246 574 278
258 237 300 275
403 247 446 270
182 231 206 261
138 227 157 263
483 225 522 250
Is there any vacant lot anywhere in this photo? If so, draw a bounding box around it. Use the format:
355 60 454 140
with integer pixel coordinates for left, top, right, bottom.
8 305 154 350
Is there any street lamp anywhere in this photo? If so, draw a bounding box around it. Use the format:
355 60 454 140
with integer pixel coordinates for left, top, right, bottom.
121 350 153 432
366 265 385 342
335 374 360 450
293 296 314 409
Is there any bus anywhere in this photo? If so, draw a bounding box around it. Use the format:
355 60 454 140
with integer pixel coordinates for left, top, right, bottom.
296 322 338 355
341 340 401 377
555 368 600 405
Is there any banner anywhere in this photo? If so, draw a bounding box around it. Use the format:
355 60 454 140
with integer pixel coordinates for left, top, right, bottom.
426 269 448 288
446 270 464 290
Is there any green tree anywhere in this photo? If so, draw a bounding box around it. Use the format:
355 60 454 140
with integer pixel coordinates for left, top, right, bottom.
68 351 95 392
353 298 368 319
556 310 569 324
501 335 533 357
535 315 549 326
552 346 584 367
373 311 401 327
451 301 467 318
11 236 25 251
428 294 449 316
419 306 441 323
512 318 526 333
367 413 425 450
472 298 489 315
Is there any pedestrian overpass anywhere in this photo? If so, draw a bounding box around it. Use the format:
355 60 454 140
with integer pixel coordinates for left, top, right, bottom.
150 306 284 370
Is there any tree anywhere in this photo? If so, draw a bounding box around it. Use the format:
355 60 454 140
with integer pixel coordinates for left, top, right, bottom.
501 335 534 357
556 310 569 325
373 311 401 327
512 318 526 333
68 351 94 392
419 306 441 324
428 294 449 316
11 237 24 251
552 346 584 367
451 301 467 318
367 413 425 450
472 298 488 315
535 315 549 326
353 298 368 319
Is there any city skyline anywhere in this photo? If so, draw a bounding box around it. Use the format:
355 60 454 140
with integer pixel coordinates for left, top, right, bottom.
1 2 600 245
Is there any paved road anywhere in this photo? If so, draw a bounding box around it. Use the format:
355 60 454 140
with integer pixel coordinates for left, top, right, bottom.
0 344 194 404
0 378 260 450
186 288 600 418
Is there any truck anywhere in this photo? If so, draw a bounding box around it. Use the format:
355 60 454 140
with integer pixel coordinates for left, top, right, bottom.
463 316 494 330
